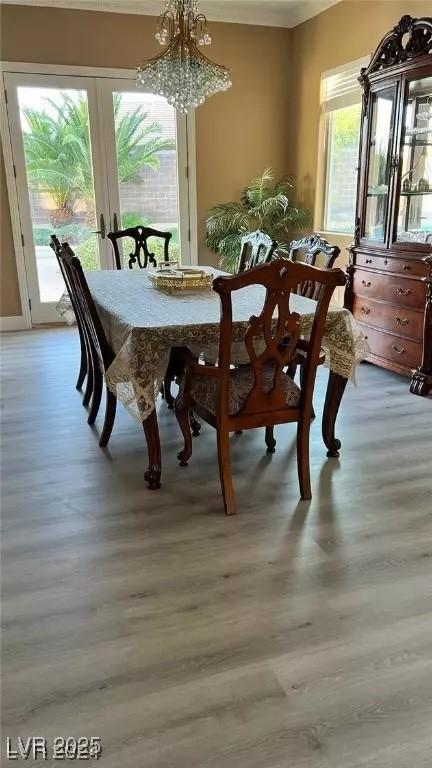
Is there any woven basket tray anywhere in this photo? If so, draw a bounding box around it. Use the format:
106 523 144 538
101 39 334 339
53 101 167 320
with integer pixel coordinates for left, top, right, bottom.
148 268 214 294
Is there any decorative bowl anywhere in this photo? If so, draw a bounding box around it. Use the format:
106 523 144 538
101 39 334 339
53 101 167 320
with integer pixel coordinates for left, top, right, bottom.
148 267 213 294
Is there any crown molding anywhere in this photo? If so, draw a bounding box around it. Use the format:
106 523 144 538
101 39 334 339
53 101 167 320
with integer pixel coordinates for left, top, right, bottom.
0 0 342 29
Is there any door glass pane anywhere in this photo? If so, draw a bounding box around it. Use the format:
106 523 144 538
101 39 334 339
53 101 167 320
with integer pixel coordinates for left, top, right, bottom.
17 87 101 303
112 92 180 266
396 76 432 244
364 87 396 241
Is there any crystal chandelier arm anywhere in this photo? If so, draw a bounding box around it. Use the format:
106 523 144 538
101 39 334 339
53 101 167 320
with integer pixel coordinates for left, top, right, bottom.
155 9 175 44
193 13 208 27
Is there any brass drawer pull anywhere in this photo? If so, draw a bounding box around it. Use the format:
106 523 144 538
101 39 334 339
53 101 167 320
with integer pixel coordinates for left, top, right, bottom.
365 258 372 264
361 306 370 315
362 280 372 287
402 264 411 271
392 345 406 355
396 287 412 296
396 316 409 326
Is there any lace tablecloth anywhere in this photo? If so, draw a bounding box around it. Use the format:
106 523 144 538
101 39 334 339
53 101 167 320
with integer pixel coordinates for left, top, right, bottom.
57 267 369 422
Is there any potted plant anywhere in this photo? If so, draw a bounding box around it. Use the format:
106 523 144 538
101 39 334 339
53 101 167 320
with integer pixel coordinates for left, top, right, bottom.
206 168 310 272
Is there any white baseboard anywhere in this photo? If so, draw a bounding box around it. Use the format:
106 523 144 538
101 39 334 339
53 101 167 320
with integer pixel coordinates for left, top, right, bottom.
0 315 29 332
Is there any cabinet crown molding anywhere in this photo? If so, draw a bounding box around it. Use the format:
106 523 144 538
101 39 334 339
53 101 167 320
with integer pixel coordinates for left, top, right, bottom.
359 15 432 84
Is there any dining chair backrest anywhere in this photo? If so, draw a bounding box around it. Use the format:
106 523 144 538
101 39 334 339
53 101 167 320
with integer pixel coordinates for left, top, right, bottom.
50 234 81 320
107 225 172 270
236 230 278 274
50 235 89 380
288 233 341 301
212 259 346 420
57 242 112 369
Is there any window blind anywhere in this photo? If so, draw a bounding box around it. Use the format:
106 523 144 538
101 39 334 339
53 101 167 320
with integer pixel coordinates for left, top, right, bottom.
321 56 370 111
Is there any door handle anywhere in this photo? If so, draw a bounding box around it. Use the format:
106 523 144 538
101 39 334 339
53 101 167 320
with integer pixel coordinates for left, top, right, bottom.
92 213 106 239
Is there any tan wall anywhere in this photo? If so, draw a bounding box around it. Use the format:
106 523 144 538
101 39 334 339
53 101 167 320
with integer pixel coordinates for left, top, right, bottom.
289 0 431 266
0 4 292 316
3 1 431 317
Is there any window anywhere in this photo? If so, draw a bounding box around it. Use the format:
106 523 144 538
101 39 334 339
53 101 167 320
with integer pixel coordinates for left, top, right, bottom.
319 57 369 235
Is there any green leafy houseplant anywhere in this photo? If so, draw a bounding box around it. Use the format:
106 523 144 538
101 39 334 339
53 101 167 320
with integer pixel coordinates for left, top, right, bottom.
206 168 310 272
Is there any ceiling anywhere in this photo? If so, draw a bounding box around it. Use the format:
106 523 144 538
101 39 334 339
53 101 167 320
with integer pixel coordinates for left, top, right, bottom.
0 0 342 28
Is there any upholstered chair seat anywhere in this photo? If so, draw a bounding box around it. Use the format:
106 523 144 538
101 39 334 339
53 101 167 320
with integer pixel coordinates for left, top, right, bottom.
180 364 300 417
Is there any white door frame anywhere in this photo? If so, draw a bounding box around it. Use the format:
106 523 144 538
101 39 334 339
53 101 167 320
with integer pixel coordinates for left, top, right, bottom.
0 61 198 328
96 78 193 267
3 71 114 323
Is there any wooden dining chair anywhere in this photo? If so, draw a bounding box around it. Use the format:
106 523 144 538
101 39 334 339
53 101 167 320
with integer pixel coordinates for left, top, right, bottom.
51 235 91 400
287 234 341 385
108 225 172 270
107 223 199 426
288 233 340 300
236 230 278 273
57 242 117 448
175 259 346 515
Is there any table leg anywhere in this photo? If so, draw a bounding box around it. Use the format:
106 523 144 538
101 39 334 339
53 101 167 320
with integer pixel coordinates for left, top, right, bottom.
322 370 348 458
142 408 162 489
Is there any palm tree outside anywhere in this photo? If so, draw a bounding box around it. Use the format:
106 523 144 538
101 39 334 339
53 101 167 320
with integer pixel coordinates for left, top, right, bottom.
22 91 175 270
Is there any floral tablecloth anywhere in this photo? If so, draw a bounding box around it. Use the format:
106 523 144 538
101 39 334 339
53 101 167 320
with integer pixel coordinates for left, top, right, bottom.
57 267 369 422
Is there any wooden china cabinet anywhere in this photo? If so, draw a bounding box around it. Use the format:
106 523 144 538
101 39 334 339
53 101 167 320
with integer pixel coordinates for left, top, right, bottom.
345 15 432 397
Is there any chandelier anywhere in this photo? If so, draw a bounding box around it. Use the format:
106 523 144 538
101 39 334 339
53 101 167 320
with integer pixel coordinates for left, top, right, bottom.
137 0 232 113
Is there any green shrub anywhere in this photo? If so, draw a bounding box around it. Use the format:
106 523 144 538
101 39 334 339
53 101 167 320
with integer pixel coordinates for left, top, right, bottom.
121 213 179 245
75 237 99 271
33 227 54 246
121 212 150 230
56 221 88 244
33 222 87 246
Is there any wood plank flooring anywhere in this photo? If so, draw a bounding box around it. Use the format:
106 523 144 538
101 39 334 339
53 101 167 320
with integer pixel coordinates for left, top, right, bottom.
1 327 432 767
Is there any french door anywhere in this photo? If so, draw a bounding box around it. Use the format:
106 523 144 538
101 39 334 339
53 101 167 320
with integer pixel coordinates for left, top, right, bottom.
3 70 193 324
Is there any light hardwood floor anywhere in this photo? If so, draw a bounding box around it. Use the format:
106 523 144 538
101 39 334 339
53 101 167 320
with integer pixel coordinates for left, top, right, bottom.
1 327 432 768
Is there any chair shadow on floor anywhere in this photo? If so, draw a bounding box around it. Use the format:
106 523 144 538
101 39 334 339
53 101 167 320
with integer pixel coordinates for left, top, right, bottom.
236 427 301 515
316 457 341 526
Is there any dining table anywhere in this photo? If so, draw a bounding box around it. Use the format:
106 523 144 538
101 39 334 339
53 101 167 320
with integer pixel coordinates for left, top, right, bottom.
57 265 369 489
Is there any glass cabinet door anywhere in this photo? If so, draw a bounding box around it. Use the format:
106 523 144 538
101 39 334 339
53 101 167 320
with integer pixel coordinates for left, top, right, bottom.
364 86 398 242
395 75 432 245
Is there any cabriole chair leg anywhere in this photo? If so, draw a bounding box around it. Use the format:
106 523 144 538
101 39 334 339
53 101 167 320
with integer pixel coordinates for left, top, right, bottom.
189 411 201 437
217 429 236 515
265 426 276 453
88 365 103 425
82 355 94 407
99 388 117 448
297 416 312 500
76 328 87 391
176 407 193 466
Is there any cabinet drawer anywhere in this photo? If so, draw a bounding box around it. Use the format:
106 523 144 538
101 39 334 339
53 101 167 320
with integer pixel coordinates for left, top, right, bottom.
355 253 429 277
353 270 425 308
359 324 422 369
352 296 424 340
